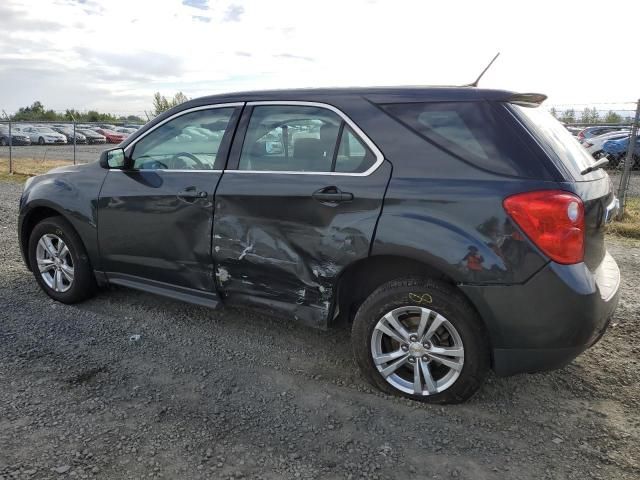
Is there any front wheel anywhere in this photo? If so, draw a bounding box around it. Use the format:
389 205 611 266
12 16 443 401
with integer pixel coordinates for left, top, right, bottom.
38 137 45 145
28 216 96 303
352 278 489 404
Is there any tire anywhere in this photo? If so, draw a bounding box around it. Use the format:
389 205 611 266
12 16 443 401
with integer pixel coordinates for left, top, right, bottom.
0 137 6 146
352 277 489 404
28 216 96 303
38 137 45 145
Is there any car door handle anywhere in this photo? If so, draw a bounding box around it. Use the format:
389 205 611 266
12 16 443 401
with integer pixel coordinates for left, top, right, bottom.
312 186 353 204
177 187 208 200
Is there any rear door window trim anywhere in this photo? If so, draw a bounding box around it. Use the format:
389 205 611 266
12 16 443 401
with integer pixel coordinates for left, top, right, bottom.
225 101 384 177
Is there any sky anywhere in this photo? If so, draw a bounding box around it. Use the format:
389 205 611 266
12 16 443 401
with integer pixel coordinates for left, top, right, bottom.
1 0 638 117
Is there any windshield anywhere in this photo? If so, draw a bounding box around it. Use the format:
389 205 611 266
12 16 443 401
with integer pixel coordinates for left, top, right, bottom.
511 104 604 181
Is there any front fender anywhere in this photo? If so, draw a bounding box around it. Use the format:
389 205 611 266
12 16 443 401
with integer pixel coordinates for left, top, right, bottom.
19 163 107 270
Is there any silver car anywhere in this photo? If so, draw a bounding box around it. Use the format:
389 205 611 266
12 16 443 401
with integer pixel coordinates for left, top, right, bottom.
20 126 67 145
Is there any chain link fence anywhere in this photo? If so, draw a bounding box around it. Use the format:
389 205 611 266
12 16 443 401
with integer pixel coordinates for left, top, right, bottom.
0 120 144 175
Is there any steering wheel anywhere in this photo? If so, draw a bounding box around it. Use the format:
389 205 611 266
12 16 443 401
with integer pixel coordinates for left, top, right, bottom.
170 152 205 169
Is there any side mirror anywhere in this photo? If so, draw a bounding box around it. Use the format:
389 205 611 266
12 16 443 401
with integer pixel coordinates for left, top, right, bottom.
100 148 130 169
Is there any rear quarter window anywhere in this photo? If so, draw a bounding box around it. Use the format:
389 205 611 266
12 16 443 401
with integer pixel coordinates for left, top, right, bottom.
380 101 542 177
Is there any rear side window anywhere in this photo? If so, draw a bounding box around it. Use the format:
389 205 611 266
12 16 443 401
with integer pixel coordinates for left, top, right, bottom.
238 105 376 173
335 126 377 173
381 101 534 177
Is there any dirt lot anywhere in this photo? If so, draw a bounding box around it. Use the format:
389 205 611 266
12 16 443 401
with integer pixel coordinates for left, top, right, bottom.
0 179 638 480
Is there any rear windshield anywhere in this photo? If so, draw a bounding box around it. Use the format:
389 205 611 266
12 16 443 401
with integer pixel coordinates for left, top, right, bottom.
381 101 546 177
510 104 604 181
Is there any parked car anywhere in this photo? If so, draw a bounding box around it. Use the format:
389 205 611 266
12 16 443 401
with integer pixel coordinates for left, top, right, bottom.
0 125 31 146
19 126 67 145
76 129 107 144
113 127 134 137
51 126 87 144
18 87 620 404
94 128 126 144
602 135 640 169
565 126 583 136
577 126 629 143
583 131 630 160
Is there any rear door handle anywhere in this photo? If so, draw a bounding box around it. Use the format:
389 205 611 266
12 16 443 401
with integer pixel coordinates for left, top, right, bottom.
178 186 208 201
312 186 353 204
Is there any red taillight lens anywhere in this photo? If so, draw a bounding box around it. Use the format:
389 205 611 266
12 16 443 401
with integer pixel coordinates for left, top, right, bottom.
503 190 585 264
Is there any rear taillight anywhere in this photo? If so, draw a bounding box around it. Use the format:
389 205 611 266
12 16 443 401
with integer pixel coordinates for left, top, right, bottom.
503 190 585 264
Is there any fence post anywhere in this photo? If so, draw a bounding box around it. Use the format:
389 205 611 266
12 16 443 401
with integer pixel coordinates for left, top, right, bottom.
617 99 640 218
8 120 13 174
73 121 77 165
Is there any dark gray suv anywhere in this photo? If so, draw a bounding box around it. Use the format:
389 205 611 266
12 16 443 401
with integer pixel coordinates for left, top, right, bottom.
18 87 620 404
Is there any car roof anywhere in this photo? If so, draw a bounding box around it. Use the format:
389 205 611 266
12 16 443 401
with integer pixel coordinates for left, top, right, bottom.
184 86 520 107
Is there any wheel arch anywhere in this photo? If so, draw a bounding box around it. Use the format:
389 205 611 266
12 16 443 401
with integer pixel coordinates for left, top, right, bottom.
331 254 493 351
20 205 75 271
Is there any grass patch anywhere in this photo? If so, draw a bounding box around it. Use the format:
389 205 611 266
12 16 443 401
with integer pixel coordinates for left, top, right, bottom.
608 197 640 239
0 158 72 176
0 171 30 184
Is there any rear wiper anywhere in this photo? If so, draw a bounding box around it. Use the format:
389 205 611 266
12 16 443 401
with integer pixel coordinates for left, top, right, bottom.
581 157 609 175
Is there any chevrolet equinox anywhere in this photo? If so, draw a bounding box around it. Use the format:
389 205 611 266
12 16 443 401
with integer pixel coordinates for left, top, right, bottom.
18 87 621 403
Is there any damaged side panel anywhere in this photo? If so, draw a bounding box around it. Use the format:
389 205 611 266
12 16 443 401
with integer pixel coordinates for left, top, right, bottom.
212 163 392 328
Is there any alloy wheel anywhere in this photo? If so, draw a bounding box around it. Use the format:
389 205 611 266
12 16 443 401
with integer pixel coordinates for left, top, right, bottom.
36 234 74 293
371 306 464 396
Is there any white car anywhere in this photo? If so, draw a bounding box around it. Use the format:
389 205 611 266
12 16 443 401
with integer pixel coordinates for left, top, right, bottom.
583 131 630 158
19 126 67 145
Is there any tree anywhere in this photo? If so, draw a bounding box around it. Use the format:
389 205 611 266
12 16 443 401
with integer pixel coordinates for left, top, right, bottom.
559 109 576 124
603 110 622 124
549 107 558 119
152 91 190 116
10 101 121 123
580 107 600 124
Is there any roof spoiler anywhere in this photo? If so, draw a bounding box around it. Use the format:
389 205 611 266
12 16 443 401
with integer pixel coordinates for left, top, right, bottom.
509 93 547 107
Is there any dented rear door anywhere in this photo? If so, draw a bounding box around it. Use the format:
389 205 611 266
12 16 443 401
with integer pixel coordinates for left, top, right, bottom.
212 102 391 328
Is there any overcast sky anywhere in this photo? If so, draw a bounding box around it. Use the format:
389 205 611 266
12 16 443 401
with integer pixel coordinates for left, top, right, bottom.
1 0 638 116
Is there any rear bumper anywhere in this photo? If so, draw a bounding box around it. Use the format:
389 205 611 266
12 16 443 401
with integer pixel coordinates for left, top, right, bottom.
461 251 620 376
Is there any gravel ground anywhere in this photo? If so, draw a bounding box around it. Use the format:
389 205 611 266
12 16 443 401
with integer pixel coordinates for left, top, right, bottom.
0 179 638 480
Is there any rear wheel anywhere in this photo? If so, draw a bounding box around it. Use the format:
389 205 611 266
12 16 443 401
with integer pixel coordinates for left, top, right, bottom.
28 216 96 303
352 277 489 404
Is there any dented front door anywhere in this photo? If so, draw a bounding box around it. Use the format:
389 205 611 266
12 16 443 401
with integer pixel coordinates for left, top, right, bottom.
212 165 391 327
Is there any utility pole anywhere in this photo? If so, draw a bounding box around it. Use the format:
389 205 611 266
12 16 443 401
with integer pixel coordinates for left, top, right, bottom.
1 110 11 174
617 99 640 217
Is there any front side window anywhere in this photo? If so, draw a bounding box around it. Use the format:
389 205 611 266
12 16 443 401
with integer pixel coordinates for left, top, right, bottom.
130 107 235 170
238 105 376 173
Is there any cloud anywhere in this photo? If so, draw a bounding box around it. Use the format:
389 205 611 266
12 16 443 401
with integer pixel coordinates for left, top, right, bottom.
74 48 184 79
0 3 63 31
182 0 209 10
192 15 211 22
274 53 314 62
223 4 244 22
